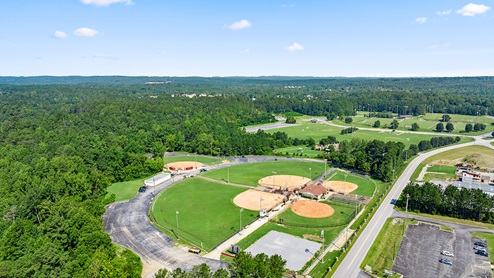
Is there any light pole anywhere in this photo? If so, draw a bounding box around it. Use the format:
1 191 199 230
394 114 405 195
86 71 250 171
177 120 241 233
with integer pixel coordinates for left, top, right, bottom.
176 211 179 229
260 197 264 217
309 168 312 180
344 174 348 194
406 194 410 213
305 249 322 263
355 194 358 218
239 208 243 233
194 152 197 169
272 172 277 188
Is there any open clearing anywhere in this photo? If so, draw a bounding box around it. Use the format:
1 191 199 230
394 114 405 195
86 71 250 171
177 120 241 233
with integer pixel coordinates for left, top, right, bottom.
106 175 150 202
153 178 257 251
202 161 325 187
423 145 494 168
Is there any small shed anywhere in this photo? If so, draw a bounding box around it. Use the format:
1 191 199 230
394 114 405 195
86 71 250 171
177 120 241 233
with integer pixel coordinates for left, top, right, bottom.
299 185 328 199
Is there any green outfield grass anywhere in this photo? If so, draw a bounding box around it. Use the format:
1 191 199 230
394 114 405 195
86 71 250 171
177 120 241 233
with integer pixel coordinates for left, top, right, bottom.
202 161 326 187
164 155 222 165
326 171 376 197
106 176 150 202
334 112 494 135
274 145 322 158
278 201 355 228
152 178 257 251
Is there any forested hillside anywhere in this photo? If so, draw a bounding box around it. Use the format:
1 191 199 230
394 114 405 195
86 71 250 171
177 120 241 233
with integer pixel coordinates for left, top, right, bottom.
0 78 492 276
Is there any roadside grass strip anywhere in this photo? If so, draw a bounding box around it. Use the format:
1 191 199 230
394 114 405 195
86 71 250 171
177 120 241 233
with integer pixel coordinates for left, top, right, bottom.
106 176 150 202
361 218 417 277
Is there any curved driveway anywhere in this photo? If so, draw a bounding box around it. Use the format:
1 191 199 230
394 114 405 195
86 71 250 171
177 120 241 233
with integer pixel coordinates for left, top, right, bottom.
333 133 494 278
103 156 320 277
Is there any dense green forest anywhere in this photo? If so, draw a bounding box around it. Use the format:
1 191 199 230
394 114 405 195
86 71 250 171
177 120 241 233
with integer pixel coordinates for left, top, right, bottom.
1 77 493 277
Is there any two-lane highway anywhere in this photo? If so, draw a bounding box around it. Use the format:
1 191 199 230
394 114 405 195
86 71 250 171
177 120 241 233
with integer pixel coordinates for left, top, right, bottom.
333 134 494 277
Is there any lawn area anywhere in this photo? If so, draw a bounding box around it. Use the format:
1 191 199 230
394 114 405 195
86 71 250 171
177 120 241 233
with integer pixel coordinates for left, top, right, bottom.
266 118 454 148
202 161 326 187
326 170 376 197
279 201 355 228
232 222 344 256
106 176 150 202
164 154 222 165
361 218 417 277
423 165 457 182
471 232 494 261
309 250 342 277
334 112 494 135
152 178 257 251
423 145 494 168
274 145 322 158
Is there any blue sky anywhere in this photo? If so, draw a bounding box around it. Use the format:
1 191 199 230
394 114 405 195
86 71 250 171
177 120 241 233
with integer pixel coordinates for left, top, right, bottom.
0 0 493 77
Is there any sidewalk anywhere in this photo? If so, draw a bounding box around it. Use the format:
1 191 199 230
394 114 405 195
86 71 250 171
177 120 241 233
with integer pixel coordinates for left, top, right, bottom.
203 204 290 260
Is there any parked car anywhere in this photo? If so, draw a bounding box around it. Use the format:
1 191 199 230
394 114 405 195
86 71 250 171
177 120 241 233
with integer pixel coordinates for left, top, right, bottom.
441 251 454 257
474 246 486 251
138 186 147 193
474 241 487 247
475 250 488 257
439 258 453 265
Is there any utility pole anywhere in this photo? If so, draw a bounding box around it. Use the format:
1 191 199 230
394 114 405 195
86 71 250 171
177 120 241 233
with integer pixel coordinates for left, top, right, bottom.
406 194 410 212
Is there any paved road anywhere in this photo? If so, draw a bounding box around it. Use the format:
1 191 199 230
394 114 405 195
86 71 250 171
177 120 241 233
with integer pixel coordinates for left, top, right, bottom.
332 132 494 278
103 155 323 277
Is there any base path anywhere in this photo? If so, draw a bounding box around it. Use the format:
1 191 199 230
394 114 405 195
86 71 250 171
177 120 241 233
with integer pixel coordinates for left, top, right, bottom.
291 200 334 218
233 189 285 211
323 181 358 194
259 175 311 190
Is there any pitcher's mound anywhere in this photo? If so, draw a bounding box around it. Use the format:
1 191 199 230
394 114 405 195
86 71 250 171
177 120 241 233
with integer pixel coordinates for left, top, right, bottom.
291 200 334 218
323 181 358 194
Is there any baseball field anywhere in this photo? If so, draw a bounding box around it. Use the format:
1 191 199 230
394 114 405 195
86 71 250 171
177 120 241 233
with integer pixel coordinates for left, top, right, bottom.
326 170 376 197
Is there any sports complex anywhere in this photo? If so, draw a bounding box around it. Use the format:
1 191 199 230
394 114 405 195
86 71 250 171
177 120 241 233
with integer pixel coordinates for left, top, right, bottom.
148 155 380 273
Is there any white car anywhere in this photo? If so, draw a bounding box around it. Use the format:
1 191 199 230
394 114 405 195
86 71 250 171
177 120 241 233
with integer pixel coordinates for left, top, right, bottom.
441 250 454 257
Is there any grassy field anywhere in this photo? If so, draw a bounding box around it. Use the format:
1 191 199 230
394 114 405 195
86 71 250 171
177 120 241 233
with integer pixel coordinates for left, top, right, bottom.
164 154 222 165
266 117 460 148
278 201 355 228
274 145 322 158
333 112 494 135
326 170 376 197
152 178 257 251
471 232 494 261
106 176 150 202
423 165 457 182
202 161 326 186
361 218 417 277
423 145 494 168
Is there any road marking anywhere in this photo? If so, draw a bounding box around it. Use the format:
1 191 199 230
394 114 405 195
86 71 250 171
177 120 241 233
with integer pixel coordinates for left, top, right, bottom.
347 212 384 269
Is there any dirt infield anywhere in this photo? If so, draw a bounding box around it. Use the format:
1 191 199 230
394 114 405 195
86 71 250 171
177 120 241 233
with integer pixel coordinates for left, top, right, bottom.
233 189 285 211
164 161 205 171
291 200 334 218
258 175 312 191
323 181 358 194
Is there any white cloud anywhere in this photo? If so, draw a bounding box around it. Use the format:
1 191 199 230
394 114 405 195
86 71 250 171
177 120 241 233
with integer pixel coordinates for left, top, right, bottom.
53 31 67 39
456 3 490 16
74 28 99 37
415 17 428 24
80 0 133 7
241 49 251 53
286 43 304 52
281 4 295 8
437 10 451 16
226 19 252 30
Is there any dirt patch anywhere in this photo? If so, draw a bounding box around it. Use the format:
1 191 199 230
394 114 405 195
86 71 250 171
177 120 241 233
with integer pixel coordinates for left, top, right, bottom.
291 200 334 218
303 234 323 242
323 181 358 194
258 175 311 191
233 189 285 211
164 161 205 171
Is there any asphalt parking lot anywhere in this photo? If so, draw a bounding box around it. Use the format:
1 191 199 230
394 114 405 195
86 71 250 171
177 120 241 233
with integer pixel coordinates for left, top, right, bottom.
393 222 492 278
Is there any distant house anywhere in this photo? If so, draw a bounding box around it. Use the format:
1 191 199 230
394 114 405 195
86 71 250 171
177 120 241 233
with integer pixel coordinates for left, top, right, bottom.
310 119 318 123
299 184 328 199
397 115 413 119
